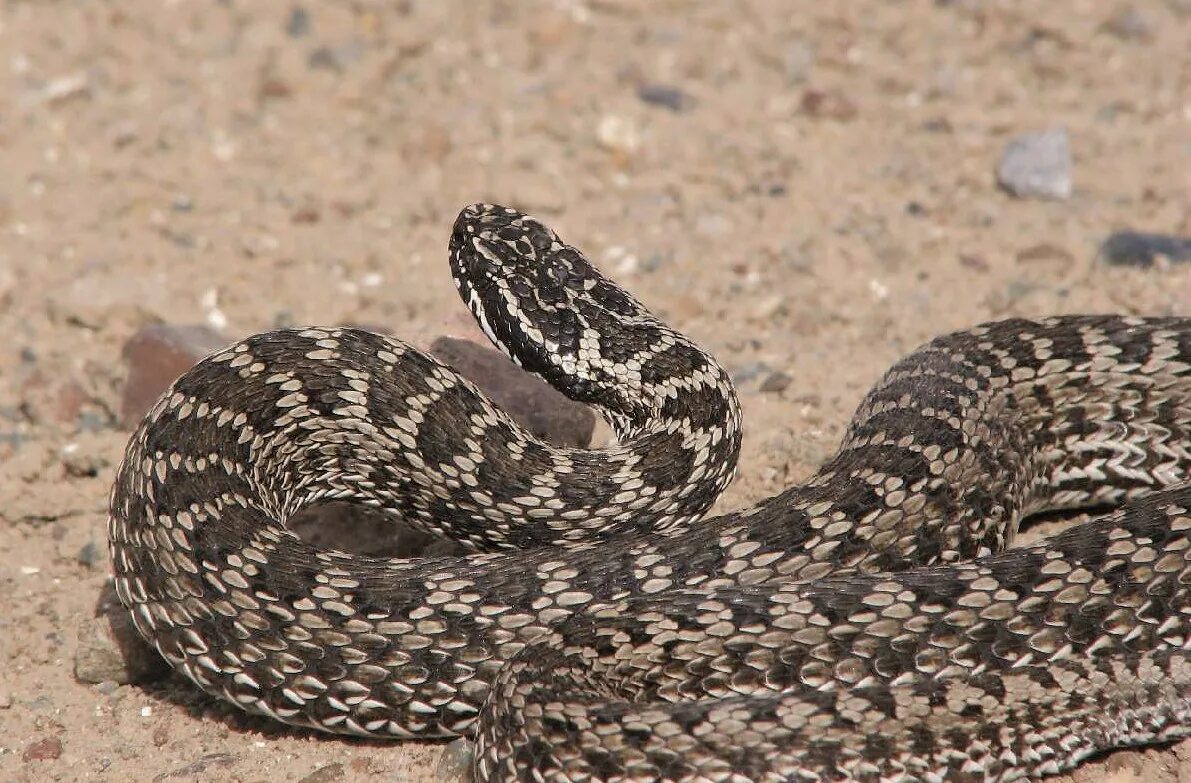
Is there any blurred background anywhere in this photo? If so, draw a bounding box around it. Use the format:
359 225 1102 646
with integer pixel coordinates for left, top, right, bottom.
0 1 1188 780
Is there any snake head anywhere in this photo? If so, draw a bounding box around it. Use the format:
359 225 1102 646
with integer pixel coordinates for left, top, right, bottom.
448 203 740 448
449 203 648 399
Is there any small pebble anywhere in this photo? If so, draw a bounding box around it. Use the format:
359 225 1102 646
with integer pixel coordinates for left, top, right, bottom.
77 541 101 568
1016 243 1074 264
959 253 991 272
800 88 858 121
639 254 667 273
1102 7 1153 39
161 753 237 778
17 368 98 428
437 738 474 782
94 680 119 696
1098 231 1191 268
760 371 793 394
754 295 787 320
922 116 954 134
299 762 345 783
783 38 815 84
291 205 321 224
636 83 694 112
22 737 63 762
308 42 365 72
996 128 1072 200
695 214 732 238
110 122 138 147
287 6 311 37
259 77 293 100
78 411 109 433
595 115 640 154
201 288 229 330
0 691 12 709
61 445 107 479
40 71 90 105
730 362 771 385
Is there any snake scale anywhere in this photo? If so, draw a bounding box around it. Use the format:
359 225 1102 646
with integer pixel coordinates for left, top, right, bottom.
109 203 1191 782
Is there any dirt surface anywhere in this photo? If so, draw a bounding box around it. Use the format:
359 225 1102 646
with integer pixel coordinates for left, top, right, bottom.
1 1 1189 781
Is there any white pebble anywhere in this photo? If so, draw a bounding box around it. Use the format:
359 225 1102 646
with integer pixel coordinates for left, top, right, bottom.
595 115 640 154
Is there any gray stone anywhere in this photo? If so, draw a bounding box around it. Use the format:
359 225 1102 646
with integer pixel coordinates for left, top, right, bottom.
759 371 793 394
783 38 816 84
729 362 771 386
436 738 474 782
308 41 366 71
1102 7 1153 39
1098 231 1191 268
636 83 695 113
77 541 101 568
161 753 238 778
996 129 1072 200
299 763 345 783
287 7 311 37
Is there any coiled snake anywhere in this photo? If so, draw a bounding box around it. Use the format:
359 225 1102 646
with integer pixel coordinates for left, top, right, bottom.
109 204 1191 782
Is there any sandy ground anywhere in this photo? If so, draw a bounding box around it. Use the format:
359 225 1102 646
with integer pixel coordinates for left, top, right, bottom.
0 1 1189 781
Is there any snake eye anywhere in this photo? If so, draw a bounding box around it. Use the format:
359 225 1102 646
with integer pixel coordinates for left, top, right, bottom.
527 224 554 252
548 259 569 282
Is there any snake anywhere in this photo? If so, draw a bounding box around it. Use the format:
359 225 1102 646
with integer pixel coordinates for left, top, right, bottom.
108 203 1191 782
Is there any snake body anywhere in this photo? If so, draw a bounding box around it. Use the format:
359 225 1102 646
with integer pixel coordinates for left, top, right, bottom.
109 204 1191 781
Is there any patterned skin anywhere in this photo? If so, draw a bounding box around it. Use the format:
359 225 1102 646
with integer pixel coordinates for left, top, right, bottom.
110 204 1191 781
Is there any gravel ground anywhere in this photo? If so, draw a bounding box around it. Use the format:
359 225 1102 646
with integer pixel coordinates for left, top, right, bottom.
0 1 1188 781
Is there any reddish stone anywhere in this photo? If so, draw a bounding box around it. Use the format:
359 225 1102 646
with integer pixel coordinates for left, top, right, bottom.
290 205 321 224
344 316 594 448
429 336 595 449
22 737 62 762
800 88 858 121
54 380 92 424
18 370 97 427
119 324 229 428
